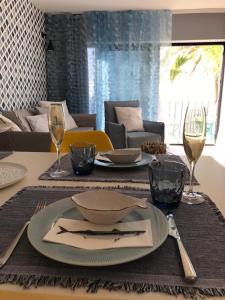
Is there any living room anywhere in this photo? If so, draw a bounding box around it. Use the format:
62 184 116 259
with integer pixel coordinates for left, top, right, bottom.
1 0 225 161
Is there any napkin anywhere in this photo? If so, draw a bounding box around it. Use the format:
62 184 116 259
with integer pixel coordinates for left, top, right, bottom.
43 218 153 250
96 152 142 163
95 153 112 162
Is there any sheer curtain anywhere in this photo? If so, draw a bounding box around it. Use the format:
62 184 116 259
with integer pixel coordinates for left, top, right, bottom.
85 11 172 129
45 11 172 124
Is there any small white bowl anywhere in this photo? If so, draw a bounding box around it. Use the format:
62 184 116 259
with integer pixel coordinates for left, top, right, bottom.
104 149 141 164
71 190 147 225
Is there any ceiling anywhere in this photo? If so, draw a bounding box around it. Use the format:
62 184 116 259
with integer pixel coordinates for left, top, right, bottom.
31 0 225 14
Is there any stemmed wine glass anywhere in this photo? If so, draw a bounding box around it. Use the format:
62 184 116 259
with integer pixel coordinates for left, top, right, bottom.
48 103 69 178
182 106 206 205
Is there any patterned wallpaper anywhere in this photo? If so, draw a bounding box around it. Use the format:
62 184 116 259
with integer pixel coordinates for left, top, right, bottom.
0 0 46 111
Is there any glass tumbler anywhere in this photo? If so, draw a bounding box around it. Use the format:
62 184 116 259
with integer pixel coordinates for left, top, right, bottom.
149 160 186 209
70 142 96 176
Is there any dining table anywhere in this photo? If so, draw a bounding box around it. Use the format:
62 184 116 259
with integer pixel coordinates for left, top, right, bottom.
0 148 224 300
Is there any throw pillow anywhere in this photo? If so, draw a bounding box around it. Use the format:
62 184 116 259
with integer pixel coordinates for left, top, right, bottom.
13 109 34 131
2 109 33 131
39 101 78 131
2 111 24 130
114 107 144 132
39 100 69 115
26 114 49 132
64 114 78 131
33 106 48 115
0 115 22 132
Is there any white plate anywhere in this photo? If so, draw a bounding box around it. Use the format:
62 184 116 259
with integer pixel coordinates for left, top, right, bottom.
27 197 168 266
0 162 27 189
95 152 152 169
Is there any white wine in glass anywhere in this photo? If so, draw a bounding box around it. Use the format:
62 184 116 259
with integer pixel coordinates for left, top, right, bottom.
182 106 206 204
48 103 69 178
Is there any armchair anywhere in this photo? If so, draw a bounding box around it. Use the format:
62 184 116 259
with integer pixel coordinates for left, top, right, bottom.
104 100 165 149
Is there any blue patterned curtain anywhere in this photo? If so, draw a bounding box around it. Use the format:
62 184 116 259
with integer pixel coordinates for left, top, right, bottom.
45 11 171 125
85 11 172 129
45 14 89 113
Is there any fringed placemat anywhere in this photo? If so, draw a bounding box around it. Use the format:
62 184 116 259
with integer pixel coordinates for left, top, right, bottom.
0 151 13 160
0 186 224 299
39 154 199 185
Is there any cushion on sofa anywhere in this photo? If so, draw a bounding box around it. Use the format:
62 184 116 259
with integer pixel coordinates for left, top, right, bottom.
33 106 48 115
39 100 69 114
13 109 34 131
39 101 78 131
0 114 22 132
114 107 144 132
26 114 49 132
2 110 29 131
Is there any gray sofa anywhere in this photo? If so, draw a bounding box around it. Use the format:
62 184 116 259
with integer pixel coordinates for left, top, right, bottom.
104 100 165 149
0 110 96 152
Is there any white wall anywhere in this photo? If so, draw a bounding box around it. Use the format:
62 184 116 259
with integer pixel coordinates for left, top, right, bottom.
172 13 225 41
215 71 225 160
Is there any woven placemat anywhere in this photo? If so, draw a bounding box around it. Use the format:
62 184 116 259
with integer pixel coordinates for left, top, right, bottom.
0 186 224 299
0 151 13 160
39 154 199 185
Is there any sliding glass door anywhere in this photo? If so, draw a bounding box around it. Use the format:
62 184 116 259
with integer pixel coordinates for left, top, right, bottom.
159 43 224 144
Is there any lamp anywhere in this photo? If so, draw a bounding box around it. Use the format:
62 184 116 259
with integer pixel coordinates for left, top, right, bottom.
47 40 54 51
41 32 54 52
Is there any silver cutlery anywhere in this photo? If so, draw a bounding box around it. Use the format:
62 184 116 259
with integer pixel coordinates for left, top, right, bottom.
0 200 46 268
167 213 197 282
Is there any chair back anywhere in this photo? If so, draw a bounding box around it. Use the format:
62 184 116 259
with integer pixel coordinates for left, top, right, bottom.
104 100 139 123
50 130 114 153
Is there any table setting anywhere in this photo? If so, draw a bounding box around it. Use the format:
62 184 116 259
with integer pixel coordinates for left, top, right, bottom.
0 186 224 299
39 105 199 185
0 103 224 300
39 150 199 185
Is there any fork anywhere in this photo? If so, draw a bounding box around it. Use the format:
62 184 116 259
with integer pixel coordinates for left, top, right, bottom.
0 201 46 268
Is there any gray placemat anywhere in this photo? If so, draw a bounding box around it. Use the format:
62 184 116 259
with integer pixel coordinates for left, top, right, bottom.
39 154 199 185
0 151 13 160
0 186 224 298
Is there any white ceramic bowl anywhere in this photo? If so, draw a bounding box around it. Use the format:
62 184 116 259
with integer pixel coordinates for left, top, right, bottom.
71 190 147 225
104 149 141 164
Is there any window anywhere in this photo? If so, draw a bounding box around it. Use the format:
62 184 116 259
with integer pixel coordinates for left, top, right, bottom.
159 43 224 144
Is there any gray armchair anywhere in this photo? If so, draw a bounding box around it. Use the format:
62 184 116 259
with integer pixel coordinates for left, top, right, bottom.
104 100 165 149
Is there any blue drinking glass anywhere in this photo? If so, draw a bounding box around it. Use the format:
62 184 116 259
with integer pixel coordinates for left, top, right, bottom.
149 160 186 209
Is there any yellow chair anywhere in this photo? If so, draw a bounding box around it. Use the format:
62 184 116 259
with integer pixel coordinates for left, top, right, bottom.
50 130 114 153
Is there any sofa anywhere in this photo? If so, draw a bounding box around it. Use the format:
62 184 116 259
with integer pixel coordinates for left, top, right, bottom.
0 105 96 152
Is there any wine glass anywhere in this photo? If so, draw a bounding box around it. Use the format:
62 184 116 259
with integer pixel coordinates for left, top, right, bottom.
182 106 206 205
48 103 69 178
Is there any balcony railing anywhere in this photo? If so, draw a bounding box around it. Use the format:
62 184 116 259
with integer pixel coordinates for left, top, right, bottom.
166 100 216 145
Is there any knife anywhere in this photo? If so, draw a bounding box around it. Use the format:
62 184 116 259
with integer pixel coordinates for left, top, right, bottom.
167 213 197 282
